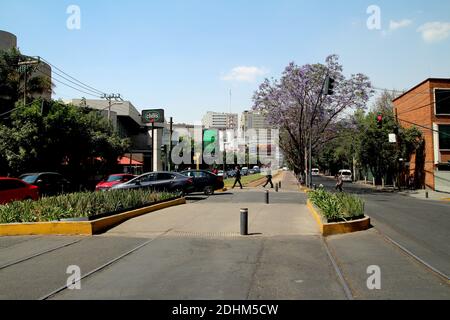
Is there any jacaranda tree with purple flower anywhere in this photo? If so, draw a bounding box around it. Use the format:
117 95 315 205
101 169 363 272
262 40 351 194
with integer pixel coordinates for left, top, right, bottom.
253 55 373 176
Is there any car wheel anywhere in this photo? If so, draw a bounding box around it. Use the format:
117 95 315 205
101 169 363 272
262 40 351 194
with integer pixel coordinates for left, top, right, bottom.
175 189 185 197
204 186 214 196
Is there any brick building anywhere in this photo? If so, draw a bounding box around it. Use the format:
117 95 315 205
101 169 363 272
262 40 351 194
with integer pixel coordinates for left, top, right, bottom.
393 78 450 192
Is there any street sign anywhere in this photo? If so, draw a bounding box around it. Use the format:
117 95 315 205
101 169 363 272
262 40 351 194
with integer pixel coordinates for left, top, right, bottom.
389 133 397 143
142 109 165 124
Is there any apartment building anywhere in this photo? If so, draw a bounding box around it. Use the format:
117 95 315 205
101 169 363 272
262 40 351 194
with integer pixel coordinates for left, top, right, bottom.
202 111 238 130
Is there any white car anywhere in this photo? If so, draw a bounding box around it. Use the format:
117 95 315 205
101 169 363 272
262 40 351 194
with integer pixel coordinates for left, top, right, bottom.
312 168 320 176
339 170 353 182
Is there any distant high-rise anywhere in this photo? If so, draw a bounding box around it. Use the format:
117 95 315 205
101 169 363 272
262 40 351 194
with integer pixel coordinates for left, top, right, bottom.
202 111 238 130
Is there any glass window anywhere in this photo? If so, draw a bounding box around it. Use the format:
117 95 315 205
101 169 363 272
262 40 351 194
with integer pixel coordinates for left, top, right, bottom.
435 89 450 115
157 173 174 181
20 175 39 184
439 125 450 150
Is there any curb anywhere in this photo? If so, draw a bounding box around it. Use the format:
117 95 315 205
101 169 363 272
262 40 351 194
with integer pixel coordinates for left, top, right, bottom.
306 199 371 236
0 198 186 237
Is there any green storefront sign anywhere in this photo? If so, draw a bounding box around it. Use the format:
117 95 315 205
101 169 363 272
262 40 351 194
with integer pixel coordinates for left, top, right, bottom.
142 109 165 124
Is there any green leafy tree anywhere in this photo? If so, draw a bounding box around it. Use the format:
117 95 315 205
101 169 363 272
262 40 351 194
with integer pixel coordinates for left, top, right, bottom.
0 100 130 187
0 48 52 118
355 92 422 185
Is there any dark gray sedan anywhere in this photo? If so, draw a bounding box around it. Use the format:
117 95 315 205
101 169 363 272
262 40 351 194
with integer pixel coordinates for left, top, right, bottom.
111 171 195 195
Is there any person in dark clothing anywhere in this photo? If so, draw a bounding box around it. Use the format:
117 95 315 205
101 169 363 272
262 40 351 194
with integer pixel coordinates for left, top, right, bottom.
263 166 274 188
232 166 243 189
335 174 344 192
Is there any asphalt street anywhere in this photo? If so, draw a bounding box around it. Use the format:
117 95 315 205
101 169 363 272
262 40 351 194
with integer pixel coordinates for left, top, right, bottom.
311 175 450 279
0 172 448 300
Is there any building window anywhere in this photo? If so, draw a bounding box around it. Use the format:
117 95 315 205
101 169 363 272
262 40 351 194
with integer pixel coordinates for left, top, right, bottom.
439 124 450 150
435 89 450 115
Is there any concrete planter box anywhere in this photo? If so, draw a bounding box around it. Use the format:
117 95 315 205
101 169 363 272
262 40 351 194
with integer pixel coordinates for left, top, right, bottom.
306 199 371 236
0 197 186 237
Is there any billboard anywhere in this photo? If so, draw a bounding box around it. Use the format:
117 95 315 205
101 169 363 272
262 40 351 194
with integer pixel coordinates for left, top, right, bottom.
142 109 165 124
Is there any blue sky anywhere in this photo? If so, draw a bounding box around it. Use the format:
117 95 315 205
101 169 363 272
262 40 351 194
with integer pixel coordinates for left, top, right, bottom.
1 0 449 123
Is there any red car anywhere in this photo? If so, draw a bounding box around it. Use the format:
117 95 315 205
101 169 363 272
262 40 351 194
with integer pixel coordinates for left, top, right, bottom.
0 177 39 205
95 174 136 191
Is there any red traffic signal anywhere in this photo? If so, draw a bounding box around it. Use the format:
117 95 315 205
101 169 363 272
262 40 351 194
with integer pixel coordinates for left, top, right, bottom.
376 114 383 128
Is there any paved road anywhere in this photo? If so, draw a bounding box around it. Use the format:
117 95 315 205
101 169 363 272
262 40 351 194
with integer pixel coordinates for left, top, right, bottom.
311 175 450 279
0 172 448 300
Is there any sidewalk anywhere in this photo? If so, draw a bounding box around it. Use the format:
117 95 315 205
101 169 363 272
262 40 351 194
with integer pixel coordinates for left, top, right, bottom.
354 179 450 201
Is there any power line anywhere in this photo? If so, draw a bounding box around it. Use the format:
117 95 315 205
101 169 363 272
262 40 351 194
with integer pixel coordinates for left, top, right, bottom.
40 57 106 96
35 68 102 98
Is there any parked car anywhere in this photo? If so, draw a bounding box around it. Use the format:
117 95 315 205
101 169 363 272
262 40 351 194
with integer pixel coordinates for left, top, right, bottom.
282 167 289 171
0 177 39 205
181 170 224 195
312 168 320 176
111 171 195 195
20 172 71 197
241 167 249 176
248 169 256 175
95 174 136 191
252 166 261 174
338 169 353 182
227 169 236 178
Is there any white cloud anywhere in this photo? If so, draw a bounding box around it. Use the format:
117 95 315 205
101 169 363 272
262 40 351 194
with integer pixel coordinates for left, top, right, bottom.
417 21 450 43
221 66 268 82
389 19 413 31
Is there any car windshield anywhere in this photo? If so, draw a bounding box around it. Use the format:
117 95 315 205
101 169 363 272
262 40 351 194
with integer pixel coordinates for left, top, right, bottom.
342 172 351 175
20 175 39 184
106 175 125 182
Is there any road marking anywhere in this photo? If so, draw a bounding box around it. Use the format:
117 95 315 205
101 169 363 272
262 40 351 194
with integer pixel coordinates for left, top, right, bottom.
321 237 354 300
376 230 450 283
39 229 173 300
0 239 84 271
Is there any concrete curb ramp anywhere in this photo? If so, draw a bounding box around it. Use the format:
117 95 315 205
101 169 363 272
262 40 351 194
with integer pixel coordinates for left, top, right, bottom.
0 198 186 237
306 199 371 236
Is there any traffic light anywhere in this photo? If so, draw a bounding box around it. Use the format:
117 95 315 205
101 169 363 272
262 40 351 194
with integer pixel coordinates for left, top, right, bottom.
324 76 335 95
376 114 383 129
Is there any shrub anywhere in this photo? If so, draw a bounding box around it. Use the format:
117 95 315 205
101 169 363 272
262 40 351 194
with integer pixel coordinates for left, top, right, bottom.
308 189 364 222
0 189 176 224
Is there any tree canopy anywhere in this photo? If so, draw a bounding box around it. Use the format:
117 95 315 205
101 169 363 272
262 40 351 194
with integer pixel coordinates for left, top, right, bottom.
252 54 373 175
0 100 130 186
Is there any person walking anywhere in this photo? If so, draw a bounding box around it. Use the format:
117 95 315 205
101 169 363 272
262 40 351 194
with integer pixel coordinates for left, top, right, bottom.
335 174 344 192
232 166 243 189
262 166 274 188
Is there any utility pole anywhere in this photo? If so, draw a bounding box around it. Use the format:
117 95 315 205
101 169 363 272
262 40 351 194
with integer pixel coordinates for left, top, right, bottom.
101 93 122 121
18 57 41 105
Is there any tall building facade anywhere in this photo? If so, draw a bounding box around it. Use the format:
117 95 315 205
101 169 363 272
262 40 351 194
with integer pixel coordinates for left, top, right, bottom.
202 111 238 130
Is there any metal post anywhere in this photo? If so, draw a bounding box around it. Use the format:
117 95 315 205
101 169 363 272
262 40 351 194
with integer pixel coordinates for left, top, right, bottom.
275 184 279 192
169 117 173 172
382 178 385 189
425 191 429 199
151 122 155 172
240 208 248 236
279 181 281 189
265 190 269 204
373 177 375 186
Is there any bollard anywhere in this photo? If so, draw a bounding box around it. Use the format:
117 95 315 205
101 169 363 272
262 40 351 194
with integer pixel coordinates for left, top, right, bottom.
279 181 282 189
265 190 269 204
425 191 429 199
240 208 248 236
275 184 279 192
